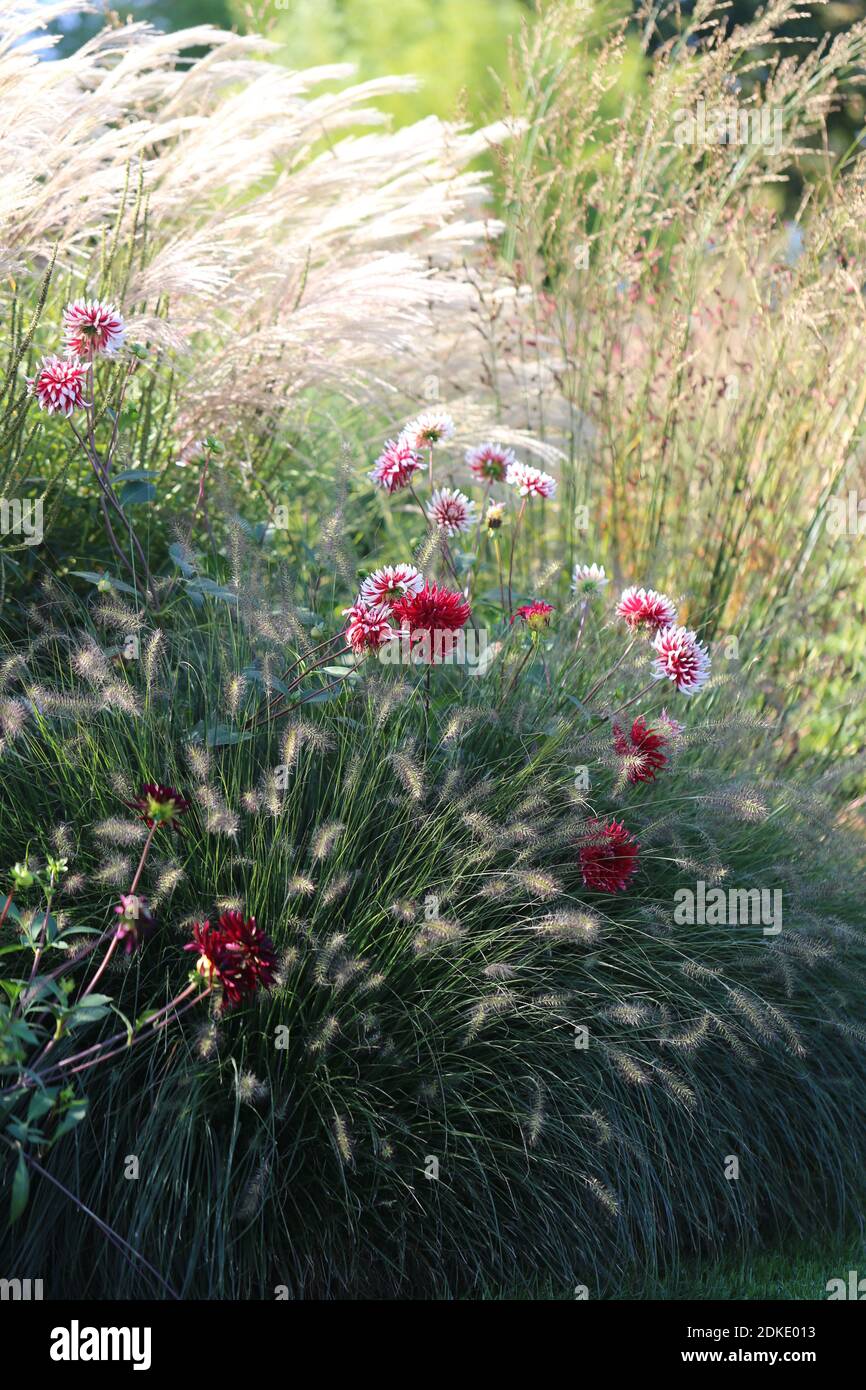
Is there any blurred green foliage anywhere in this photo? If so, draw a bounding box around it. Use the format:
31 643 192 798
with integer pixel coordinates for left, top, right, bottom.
248 0 529 124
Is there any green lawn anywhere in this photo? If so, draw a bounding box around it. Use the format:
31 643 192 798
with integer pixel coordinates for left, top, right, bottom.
486 1238 866 1300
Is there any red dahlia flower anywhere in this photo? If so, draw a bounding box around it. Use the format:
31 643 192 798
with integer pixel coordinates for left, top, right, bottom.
579 819 640 893
391 581 471 663
129 783 190 831
186 911 277 1010
615 586 678 634
512 600 554 632
612 716 668 784
27 355 88 416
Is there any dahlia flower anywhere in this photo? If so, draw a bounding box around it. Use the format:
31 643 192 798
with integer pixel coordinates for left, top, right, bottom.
512 600 554 632
129 783 190 831
505 461 557 500
360 564 424 607
572 562 608 597
400 408 455 450
113 894 156 954
612 716 669 784
26 355 88 416
62 298 126 357
465 441 516 483
579 819 640 893
616 586 678 634
369 438 422 494
651 625 712 696
391 581 471 663
426 487 477 536
221 910 278 993
343 599 395 654
186 911 277 1010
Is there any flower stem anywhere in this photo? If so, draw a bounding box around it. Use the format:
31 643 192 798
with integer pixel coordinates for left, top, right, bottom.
81 824 155 1001
581 636 636 706
506 497 527 615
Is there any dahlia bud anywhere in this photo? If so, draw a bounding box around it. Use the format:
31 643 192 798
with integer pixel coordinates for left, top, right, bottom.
10 861 35 890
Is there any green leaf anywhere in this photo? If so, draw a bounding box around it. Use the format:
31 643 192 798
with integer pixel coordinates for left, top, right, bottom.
168 541 197 577
203 722 254 748
26 1090 56 1124
184 578 239 605
117 479 157 507
10 1150 29 1223
113 469 158 484
302 685 346 705
71 571 139 597
242 665 290 698
52 1099 88 1142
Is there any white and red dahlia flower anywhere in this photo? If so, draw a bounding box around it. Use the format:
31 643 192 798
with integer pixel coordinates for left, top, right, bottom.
343 600 395 655
505 461 557 500
399 409 455 451
27 355 88 416
426 487 477 536
572 562 608 597
615 585 677 634
360 564 424 607
465 441 516 483
62 298 126 358
369 438 423 494
651 625 711 696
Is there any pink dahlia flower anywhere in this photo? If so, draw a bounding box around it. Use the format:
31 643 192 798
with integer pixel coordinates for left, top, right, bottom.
505 461 557 500
114 894 156 954
360 564 423 607
465 441 516 483
27 355 88 416
579 819 640 893
426 487 477 536
616 586 677 634
343 600 395 654
651 625 711 696
62 298 126 357
369 438 423 494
